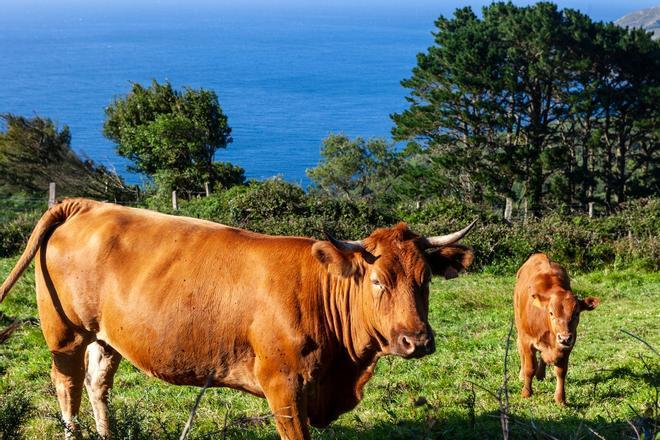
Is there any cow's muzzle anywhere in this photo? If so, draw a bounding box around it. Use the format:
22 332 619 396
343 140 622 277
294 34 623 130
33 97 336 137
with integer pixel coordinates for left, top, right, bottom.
557 333 574 348
396 331 435 359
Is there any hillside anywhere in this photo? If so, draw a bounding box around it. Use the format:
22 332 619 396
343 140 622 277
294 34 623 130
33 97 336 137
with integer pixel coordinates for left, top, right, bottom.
616 6 660 39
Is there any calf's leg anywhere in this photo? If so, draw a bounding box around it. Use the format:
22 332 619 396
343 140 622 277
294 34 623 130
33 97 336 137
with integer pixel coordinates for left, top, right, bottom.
535 357 546 381
517 339 537 398
554 356 569 405
85 340 123 438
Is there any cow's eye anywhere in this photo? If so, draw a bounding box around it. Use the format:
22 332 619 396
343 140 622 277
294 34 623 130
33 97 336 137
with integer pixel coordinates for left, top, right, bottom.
549 311 554 317
371 278 383 289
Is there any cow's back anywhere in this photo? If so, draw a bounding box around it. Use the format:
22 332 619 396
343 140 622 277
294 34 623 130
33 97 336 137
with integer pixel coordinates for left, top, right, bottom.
37 199 315 391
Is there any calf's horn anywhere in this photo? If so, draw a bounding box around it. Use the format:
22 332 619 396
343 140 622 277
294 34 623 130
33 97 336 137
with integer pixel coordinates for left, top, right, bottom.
425 219 477 247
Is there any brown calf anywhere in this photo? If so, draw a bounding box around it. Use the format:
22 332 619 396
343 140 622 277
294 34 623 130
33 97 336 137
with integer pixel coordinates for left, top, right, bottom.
514 253 600 405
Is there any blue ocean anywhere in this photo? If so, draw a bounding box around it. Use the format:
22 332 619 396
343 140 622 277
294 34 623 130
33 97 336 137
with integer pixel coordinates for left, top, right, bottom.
0 0 648 186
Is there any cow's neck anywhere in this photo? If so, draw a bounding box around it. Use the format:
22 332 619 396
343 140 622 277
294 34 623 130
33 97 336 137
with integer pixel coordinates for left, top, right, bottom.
320 273 379 365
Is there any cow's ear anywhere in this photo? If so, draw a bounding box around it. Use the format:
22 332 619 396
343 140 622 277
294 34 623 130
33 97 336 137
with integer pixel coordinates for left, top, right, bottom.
312 241 358 277
579 296 600 312
426 244 473 280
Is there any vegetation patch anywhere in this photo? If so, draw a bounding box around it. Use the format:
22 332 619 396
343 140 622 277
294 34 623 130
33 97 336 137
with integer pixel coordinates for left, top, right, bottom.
1 260 657 439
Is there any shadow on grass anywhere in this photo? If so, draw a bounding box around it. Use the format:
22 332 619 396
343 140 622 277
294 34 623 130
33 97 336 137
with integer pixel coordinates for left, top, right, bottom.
59 406 647 440
571 365 660 389
314 410 641 440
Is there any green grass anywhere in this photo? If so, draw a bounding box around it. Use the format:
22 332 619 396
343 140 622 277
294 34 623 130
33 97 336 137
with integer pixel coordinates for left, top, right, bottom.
0 257 658 439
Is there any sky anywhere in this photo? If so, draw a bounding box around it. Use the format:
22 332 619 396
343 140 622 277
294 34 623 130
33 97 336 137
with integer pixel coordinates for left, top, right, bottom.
1 0 659 23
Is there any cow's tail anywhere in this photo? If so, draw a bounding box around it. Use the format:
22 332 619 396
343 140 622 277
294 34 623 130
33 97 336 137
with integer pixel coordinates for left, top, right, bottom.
0 200 79 303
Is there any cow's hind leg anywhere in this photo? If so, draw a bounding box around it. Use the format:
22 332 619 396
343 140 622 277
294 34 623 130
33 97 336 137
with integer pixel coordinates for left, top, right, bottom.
85 341 122 438
36 258 93 437
50 344 88 437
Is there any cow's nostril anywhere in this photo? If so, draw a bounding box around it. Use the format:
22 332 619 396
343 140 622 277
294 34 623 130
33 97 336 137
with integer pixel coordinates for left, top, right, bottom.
399 335 414 353
557 334 573 346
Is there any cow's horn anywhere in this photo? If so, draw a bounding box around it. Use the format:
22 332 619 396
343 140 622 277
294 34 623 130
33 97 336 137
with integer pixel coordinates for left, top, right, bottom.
425 219 477 247
324 230 363 253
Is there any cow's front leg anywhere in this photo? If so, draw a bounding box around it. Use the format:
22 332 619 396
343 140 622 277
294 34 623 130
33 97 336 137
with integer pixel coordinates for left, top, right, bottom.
554 356 569 405
256 360 310 440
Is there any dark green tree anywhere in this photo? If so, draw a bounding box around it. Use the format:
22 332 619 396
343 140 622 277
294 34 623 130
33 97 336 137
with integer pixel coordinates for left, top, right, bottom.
555 17 660 210
592 25 660 206
104 80 242 195
392 2 659 214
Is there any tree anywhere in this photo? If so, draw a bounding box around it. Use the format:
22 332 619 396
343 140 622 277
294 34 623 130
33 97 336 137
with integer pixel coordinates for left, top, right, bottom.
103 80 242 195
0 114 130 200
557 17 659 210
392 2 659 214
306 134 401 202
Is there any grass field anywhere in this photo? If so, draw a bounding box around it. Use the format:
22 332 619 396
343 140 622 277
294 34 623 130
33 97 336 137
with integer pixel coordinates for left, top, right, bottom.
0 257 658 439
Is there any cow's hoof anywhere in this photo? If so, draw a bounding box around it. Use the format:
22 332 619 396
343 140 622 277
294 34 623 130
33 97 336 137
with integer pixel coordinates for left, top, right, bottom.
521 388 532 398
554 396 566 406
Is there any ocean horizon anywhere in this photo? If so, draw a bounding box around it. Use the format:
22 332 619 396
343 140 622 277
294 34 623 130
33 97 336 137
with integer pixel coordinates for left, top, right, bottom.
0 0 655 186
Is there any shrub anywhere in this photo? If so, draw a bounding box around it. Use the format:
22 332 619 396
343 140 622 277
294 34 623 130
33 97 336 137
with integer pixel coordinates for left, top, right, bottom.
303 196 397 239
1 185 657 274
401 197 659 274
228 178 307 227
0 389 32 439
0 211 40 258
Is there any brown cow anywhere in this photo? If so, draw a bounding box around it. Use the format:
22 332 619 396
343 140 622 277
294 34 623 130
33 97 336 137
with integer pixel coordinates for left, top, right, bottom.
514 253 600 405
0 198 475 439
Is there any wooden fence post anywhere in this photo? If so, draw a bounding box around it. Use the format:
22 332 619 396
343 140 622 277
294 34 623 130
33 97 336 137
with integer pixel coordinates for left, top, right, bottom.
504 197 513 222
48 182 56 207
172 191 178 211
204 182 210 197
588 202 594 218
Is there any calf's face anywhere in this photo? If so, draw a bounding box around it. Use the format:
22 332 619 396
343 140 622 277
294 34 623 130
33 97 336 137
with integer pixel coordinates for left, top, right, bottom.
534 289 600 349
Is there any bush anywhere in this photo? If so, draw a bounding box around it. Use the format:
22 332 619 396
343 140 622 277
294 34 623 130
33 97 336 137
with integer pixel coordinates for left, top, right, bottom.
228 178 307 226
401 197 659 274
0 389 32 439
2 184 657 275
143 178 396 239
0 211 40 258
303 196 397 239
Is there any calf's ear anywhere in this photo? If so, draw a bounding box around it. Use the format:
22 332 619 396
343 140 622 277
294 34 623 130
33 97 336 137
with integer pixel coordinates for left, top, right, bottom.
579 296 600 311
312 241 359 277
528 284 551 309
426 244 473 280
